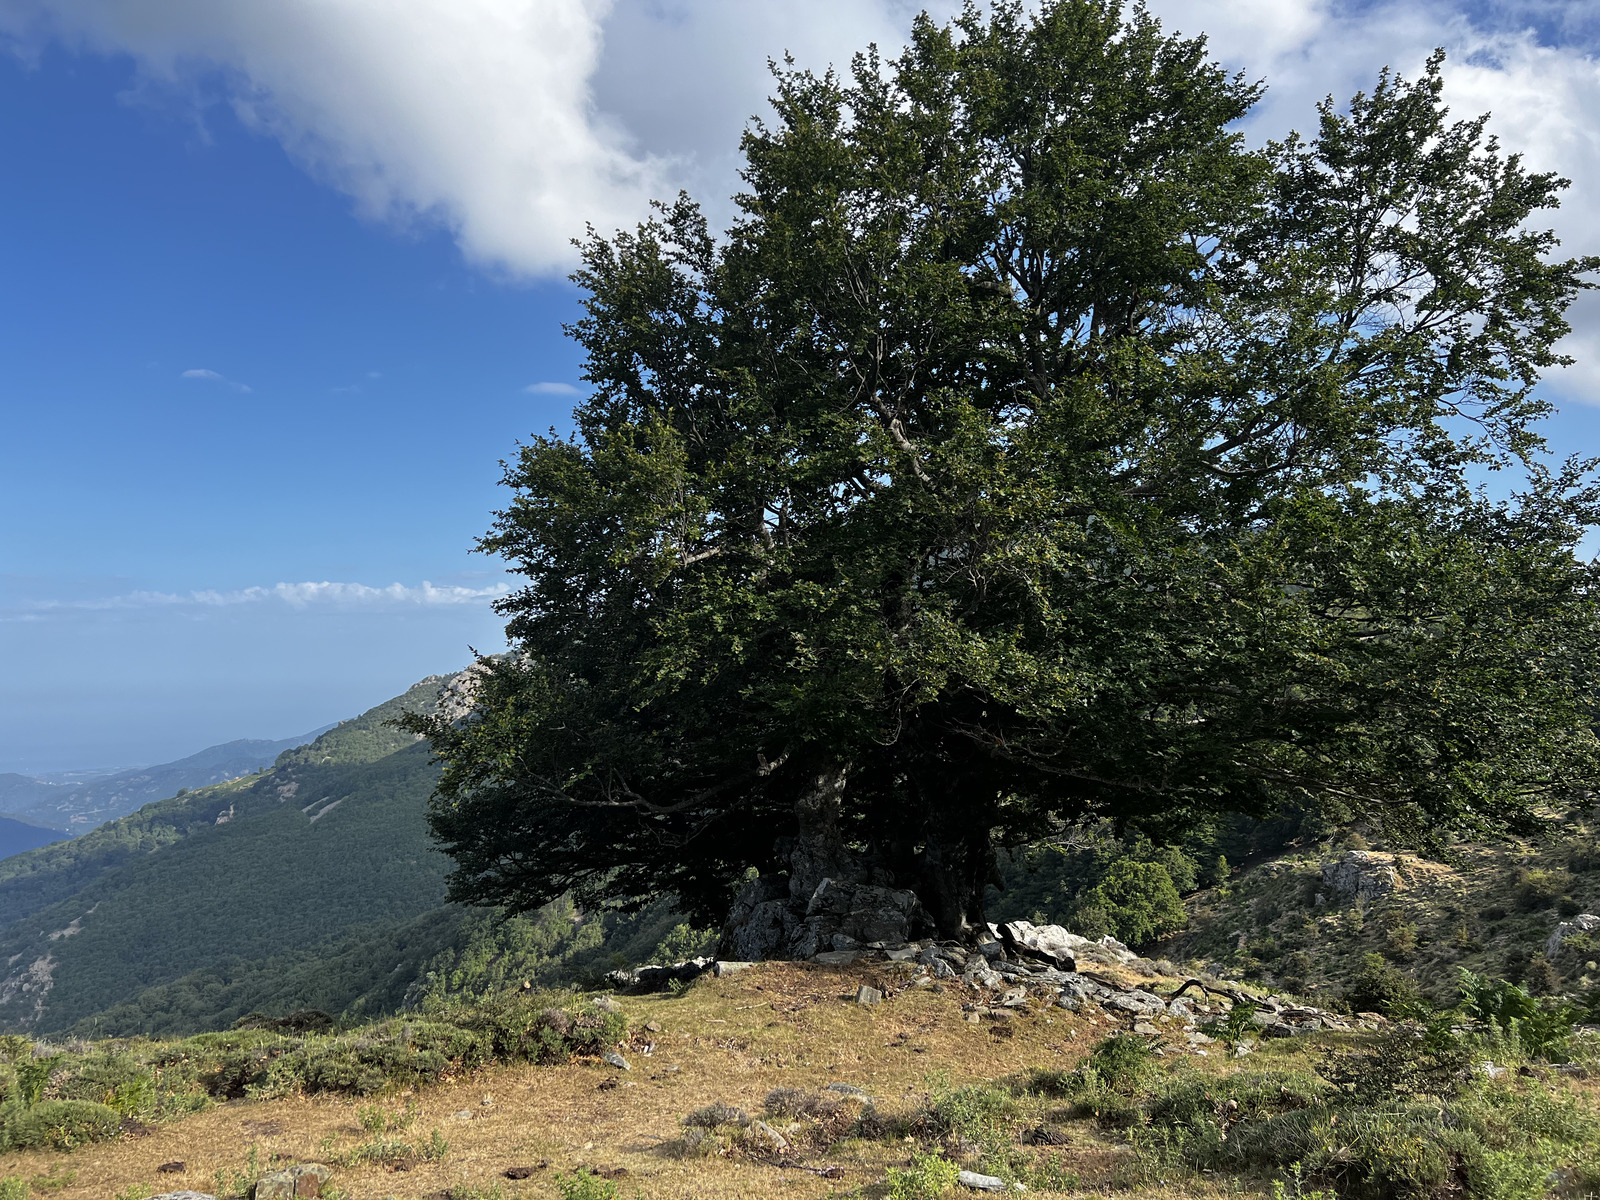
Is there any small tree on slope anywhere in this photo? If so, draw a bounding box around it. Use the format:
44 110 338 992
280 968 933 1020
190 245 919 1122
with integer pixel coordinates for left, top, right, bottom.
406 0 1600 951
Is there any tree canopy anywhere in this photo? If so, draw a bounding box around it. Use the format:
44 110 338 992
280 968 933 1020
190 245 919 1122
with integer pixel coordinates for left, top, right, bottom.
411 0 1600 941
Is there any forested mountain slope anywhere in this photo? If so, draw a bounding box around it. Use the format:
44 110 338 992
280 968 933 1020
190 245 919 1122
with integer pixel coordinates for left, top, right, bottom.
2 726 335 834
0 679 457 1033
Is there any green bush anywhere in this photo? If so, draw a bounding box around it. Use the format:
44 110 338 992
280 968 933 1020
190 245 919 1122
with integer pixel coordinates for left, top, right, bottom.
556 1169 618 1200
886 1150 960 1199
1088 1034 1154 1092
1458 969 1575 1059
1075 858 1186 945
0 1177 23 1200
5 1099 121 1149
1343 954 1423 1016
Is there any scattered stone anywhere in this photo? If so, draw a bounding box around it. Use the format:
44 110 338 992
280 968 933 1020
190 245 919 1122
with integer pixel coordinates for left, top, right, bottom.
1133 1021 1160 1036
812 950 865 966
157 1162 186 1173
150 1193 217 1200
713 960 755 977
885 947 918 961
643 1021 662 1033
252 1164 331 1200
747 1119 790 1153
1546 914 1600 958
994 920 1082 970
825 1081 871 1097
998 987 1029 1008
602 1051 631 1071
855 984 882 1006
1102 990 1165 1018
591 995 624 1014
451 1110 475 1122
957 1168 1017 1191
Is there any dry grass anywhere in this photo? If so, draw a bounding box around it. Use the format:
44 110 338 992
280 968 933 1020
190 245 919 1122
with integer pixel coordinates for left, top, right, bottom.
0 963 1271 1199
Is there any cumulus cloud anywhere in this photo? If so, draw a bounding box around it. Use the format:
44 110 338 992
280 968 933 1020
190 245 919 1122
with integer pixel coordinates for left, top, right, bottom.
4 0 1598 395
24 580 510 614
180 367 251 392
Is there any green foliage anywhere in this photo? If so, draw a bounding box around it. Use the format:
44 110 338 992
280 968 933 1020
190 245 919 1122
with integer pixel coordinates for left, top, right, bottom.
1344 954 1424 1017
1458 969 1576 1059
0 1178 23 1200
1087 1034 1156 1093
415 0 1600 938
3 1100 121 1150
555 1170 617 1200
1077 858 1187 946
886 1149 960 1200
647 922 716 964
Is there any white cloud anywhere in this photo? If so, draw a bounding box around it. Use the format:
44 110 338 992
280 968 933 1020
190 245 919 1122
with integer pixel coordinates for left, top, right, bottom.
524 380 580 395
180 367 251 392
24 580 510 614
5 0 1598 396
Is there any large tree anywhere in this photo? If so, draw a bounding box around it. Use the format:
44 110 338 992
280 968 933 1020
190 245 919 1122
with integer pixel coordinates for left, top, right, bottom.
410 0 1600 947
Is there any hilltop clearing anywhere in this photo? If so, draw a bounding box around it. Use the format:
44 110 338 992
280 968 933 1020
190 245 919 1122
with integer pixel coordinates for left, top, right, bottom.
0 952 1591 1200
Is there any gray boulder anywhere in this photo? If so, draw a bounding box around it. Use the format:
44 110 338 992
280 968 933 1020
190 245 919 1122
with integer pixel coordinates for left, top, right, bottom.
1321 851 1400 902
252 1164 331 1200
1546 914 1600 958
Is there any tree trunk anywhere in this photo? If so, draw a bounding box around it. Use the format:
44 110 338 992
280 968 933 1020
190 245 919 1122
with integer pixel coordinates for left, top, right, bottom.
786 764 858 903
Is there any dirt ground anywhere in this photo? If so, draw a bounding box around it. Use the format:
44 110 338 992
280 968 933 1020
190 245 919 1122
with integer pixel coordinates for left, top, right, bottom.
0 962 1261 1200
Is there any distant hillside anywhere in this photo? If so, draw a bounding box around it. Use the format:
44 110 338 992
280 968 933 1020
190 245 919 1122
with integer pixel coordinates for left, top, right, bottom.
0 680 451 1033
0 817 65 862
0 775 67 814
7 725 335 833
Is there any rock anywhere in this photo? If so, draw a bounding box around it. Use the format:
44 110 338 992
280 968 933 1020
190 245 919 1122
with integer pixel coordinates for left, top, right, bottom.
1546 914 1600 958
252 1164 331 1200
996 921 1082 970
747 1119 790 1153
1096 935 1137 964
956 1168 1017 1191
976 940 1005 960
602 1051 630 1071
505 1165 549 1179
643 1021 662 1032
855 985 882 1006
824 1082 873 1105
605 958 712 992
886 947 918 961
1102 990 1166 1018
1482 1061 1509 1080
451 1110 475 1121
712 960 755 977
152 1194 218 1200
591 995 624 1014
1321 851 1401 902
998 987 1029 1008
931 958 957 980
157 1162 186 1173
812 950 865 966
1133 1021 1160 1035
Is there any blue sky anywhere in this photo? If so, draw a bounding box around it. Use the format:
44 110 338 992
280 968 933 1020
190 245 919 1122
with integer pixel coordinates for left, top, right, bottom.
2 0 1599 771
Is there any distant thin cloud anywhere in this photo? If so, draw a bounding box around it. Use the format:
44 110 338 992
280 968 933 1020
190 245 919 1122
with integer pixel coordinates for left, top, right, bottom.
524 381 580 396
181 368 252 394
23 580 510 614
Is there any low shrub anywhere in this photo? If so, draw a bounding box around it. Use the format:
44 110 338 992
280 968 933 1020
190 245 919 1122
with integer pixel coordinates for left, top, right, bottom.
886 1149 959 1200
1343 954 1423 1017
4 1099 121 1150
556 1169 618 1200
